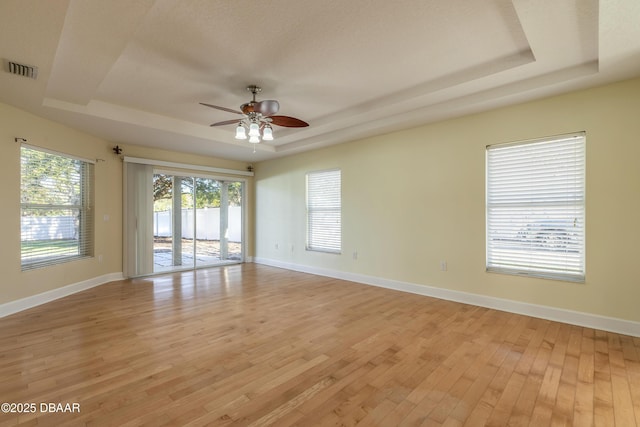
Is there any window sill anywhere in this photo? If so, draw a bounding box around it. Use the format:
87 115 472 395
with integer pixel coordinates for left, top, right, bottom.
486 267 585 283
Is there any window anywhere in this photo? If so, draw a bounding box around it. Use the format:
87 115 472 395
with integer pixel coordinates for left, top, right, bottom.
21 145 94 270
152 172 245 273
486 133 585 282
306 169 341 253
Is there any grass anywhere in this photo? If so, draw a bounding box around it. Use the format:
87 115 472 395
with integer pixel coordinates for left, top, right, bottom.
21 239 79 257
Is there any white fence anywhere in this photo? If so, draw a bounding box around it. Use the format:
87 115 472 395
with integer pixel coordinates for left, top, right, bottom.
21 216 76 240
22 209 243 242
154 207 242 242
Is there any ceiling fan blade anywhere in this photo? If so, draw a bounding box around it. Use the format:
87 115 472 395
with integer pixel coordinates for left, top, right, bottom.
199 102 243 115
254 100 280 116
269 115 309 127
210 119 240 127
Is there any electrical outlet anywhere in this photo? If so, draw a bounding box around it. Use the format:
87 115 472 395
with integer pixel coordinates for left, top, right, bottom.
440 261 447 271
353 251 358 260
275 243 279 250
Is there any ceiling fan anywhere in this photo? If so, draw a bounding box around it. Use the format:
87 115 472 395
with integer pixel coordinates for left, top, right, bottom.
200 85 309 145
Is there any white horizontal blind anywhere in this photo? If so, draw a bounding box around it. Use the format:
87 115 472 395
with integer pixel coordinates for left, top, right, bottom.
21 145 94 270
486 133 585 282
306 169 341 253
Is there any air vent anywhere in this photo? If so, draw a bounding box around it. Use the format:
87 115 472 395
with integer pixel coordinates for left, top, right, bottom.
5 60 38 79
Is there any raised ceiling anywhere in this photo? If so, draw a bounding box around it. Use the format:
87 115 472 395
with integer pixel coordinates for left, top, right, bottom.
1 0 640 162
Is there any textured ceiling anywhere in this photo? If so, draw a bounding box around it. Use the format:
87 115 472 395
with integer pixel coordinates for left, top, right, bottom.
1 0 640 162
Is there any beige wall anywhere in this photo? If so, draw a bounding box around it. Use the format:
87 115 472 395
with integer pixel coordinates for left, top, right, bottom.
2 76 638 321
254 77 640 323
0 103 253 305
0 102 122 304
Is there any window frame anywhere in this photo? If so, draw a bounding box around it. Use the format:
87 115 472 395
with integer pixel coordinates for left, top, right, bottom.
486 132 586 282
305 168 342 254
20 144 95 270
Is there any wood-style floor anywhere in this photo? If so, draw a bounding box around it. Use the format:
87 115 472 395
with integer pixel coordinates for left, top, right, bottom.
1 264 639 427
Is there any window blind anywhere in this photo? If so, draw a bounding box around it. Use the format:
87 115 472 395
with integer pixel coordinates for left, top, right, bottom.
306 169 341 253
21 145 94 270
486 133 585 282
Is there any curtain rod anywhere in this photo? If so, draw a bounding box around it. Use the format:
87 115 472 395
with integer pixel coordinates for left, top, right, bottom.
18 140 97 164
123 156 254 177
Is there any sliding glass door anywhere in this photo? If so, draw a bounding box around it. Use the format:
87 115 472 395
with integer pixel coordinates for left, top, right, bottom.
194 178 244 267
152 172 244 273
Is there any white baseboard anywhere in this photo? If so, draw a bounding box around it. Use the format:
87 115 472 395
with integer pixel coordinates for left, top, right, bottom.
254 258 640 338
0 272 125 318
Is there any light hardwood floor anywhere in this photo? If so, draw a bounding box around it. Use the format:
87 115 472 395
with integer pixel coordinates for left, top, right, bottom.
0 264 638 426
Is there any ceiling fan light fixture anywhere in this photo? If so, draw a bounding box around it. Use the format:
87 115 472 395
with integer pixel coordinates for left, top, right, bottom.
262 125 274 141
235 123 247 139
248 122 260 137
201 85 309 150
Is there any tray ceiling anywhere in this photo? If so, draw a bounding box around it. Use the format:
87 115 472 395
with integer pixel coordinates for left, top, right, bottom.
1 0 640 161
